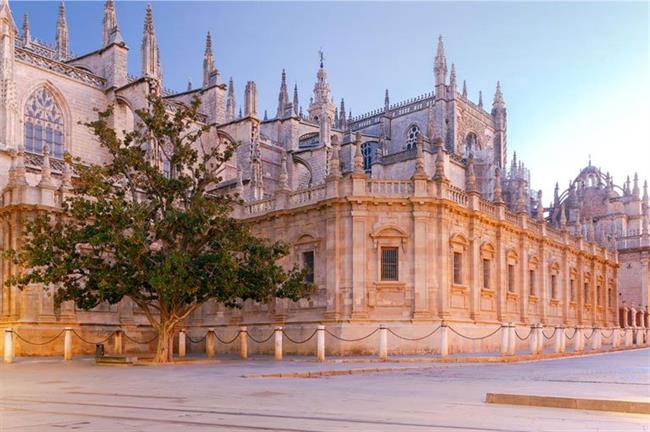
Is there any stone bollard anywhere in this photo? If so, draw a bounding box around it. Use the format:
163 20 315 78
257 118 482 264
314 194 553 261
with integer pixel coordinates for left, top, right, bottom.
646 327 650 346
239 326 248 360
591 327 598 351
553 326 562 353
439 322 449 357
378 325 388 360
317 325 325 362
64 327 73 361
4 329 13 364
573 327 582 352
560 326 567 353
500 323 509 356
634 328 640 346
612 328 620 349
537 325 545 354
114 330 123 355
274 327 283 361
529 324 538 355
508 322 517 355
206 328 216 359
178 329 186 358
625 328 633 348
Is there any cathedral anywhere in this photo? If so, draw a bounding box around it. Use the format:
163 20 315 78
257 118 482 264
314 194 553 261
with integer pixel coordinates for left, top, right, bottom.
0 0 646 356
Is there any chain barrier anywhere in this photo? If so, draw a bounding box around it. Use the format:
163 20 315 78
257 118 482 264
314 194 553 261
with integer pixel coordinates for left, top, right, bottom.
324 328 379 342
187 334 207 344
122 331 158 345
247 331 275 344
386 326 441 341
600 329 615 339
71 329 115 345
583 328 595 340
215 332 240 345
282 329 318 344
542 327 557 340
447 325 501 341
13 329 65 346
565 328 577 340
515 328 533 341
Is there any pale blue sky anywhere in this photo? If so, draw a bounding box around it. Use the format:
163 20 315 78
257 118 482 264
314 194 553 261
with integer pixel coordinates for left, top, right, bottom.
13 1 650 199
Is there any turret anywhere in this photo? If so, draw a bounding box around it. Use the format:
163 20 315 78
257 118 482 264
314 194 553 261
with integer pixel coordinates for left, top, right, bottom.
141 3 162 81
339 98 346 129
293 83 299 117
55 1 69 60
102 0 122 46
0 0 17 148
276 69 289 119
225 77 236 122
434 35 447 99
203 32 219 87
244 81 257 118
491 81 507 169
308 51 335 147
384 89 390 112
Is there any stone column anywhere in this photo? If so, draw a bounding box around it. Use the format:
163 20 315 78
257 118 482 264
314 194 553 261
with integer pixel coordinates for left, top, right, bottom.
274 327 283 361
496 227 506 321
316 325 325 362
64 327 73 361
561 247 570 325
378 325 388 360
206 328 216 359
539 243 548 323
239 326 248 360
3 328 13 363
500 323 509 356
468 218 480 321
437 210 450 319
520 237 529 323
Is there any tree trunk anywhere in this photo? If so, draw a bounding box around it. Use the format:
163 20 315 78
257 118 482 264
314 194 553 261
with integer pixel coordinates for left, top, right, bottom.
153 322 175 363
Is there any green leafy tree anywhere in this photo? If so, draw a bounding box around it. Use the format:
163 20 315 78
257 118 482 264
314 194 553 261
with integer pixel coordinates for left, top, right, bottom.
7 95 312 362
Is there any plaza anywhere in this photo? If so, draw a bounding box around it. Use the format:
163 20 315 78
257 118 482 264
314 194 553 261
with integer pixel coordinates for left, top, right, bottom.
1 349 648 431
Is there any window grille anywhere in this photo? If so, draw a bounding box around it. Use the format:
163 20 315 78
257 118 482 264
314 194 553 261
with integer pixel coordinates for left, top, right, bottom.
303 251 315 284
482 259 490 289
453 252 463 285
381 247 398 281
529 269 535 296
405 125 420 150
508 264 515 293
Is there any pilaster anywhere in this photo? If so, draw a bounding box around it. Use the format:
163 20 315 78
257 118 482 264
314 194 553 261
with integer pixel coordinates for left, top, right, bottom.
412 208 430 319
350 206 368 320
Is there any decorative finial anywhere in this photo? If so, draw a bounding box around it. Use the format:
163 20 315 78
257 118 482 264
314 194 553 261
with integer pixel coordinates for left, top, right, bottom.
319 49 324 68
494 167 504 204
353 132 364 174
433 138 446 181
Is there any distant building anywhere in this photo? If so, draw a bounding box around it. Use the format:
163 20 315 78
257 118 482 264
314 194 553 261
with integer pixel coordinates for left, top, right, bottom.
0 1 644 356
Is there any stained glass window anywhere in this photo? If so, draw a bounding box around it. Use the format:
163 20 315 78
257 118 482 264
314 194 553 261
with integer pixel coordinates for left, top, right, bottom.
24 88 65 158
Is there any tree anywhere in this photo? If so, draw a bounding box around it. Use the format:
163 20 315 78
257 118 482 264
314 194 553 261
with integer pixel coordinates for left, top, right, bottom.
7 94 312 363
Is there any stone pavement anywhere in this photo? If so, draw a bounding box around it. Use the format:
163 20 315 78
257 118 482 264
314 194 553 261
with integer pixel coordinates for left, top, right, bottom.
0 349 648 431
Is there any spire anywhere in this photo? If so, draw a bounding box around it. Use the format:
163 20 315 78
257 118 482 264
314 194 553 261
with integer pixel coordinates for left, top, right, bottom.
353 132 364 175
202 32 216 87
339 98 346 129
225 78 236 121
536 190 544 222
334 107 339 128
141 3 162 81
238 107 242 119
235 167 244 196
492 81 505 110
414 134 426 177
187 79 192 91
449 63 457 99
55 1 69 60
292 82 299 116
103 0 121 46
559 203 567 228
60 156 73 192
462 80 467 98
328 135 341 178
278 153 289 190
14 143 27 186
465 153 477 192
276 69 289 118
516 181 526 214
433 138 446 181
384 89 390 112
554 182 560 204
588 218 595 242
632 172 640 198
478 90 483 109
244 81 257 118
0 0 16 30
38 144 54 188
22 12 30 47
493 167 504 204
263 109 268 121
643 180 649 206
434 34 447 89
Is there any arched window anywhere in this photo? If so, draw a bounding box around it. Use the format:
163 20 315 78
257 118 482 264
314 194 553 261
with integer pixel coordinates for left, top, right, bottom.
465 132 478 157
24 87 65 159
361 141 377 174
405 124 420 150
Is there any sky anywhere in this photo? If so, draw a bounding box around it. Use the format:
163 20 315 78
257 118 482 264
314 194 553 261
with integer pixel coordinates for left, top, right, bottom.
12 1 650 200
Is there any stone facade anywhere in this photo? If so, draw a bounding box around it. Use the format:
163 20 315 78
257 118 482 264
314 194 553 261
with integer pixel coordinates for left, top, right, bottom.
0 1 636 357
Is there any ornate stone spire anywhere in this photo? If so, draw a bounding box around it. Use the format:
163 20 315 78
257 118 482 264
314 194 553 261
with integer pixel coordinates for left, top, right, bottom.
353 132 364 174
414 134 426 177
449 63 457 99
14 143 27 186
226 77 236 121
141 3 162 81
238 107 242 119
328 135 341 178
293 82 299 116
384 89 390 112
478 90 483 109
202 32 217 87
334 107 339 127
263 109 268 121
559 203 567 228
38 144 54 188
643 179 649 207
492 81 505 110
0 0 17 150
339 98 346 129
494 167 504 204
462 80 467 98
465 153 477 192
278 153 289 190
433 138 446 181
587 218 595 242
276 69 289 118
60 156 73 192
244 81 257 118
310 52 334 147
632 172 640 198
536 190 544 222
22 12 30 47
235 167 244 196
516 181 526 214
434 35 447 90
103 0 121 46
55 1 69 60
554 182 560 204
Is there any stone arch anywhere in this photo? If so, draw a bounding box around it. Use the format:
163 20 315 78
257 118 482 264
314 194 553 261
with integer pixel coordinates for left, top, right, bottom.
464 131 480 157
405 123 421 150
292 156 312 189
21 81 72 157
